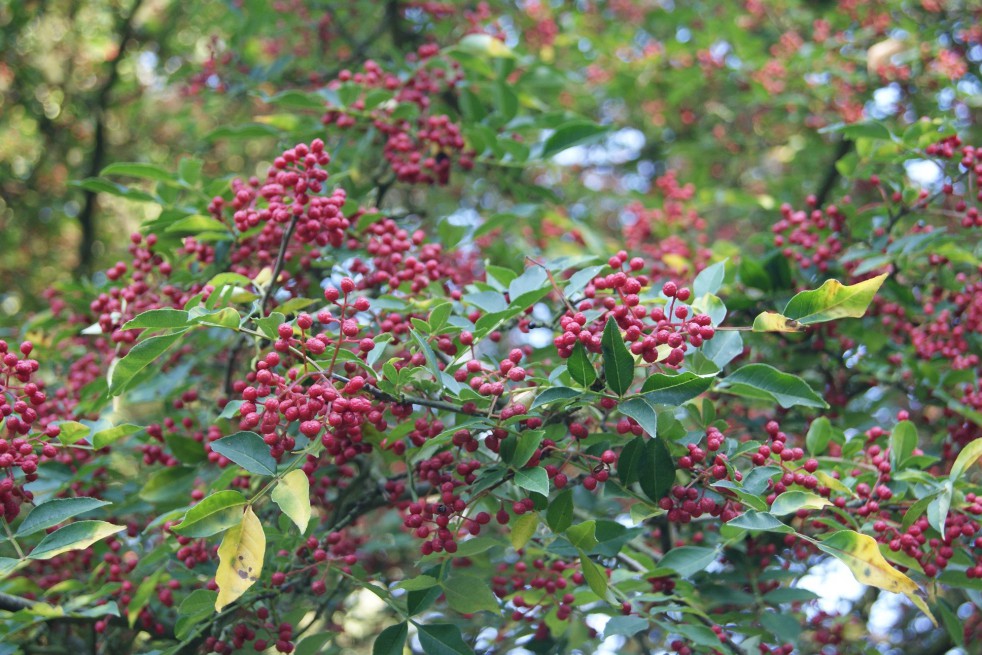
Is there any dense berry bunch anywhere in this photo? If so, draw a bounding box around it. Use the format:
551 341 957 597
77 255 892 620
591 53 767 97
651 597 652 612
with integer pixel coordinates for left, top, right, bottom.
322 51 475 185
555 251 716 368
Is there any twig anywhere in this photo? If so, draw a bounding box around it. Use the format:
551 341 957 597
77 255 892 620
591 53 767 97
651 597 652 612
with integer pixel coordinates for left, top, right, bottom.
75 0 146 275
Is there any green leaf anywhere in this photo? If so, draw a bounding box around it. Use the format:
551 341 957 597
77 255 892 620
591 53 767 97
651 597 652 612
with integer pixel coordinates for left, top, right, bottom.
890 421 918 470
565 265 605 298
373 622 408 655
618 436 645 487
164 433 206 464
806 417 833 455
100 162 174 183
16 498 112 537
139 466 197 504
510 430 544 468
566 521 598 551
122 309 190 330
546 489 574 532
441 574 499 613
171 491 248 538
769 491 832 516
175 589 217 639
396 576 439 591
210 431 277 476
566 342 597 388
782 273 888 325
724 510 792 534
950 437 982 482
91 423 142 449
416 623 475 655
660 546 717 577
55 421 91 445
604 615 649 637
205 122 281 141
693 259 727 297
513 467 549 496
272 470 311 532
638 437 675 503
510 513 538 550
127 570 163 627
178 158 203 186
619 396 658 438
641 372 714 405
927 481 953 536
530 387 581 410
600 318 634 395
578 551 608 597
717 364 827 409
165 214 229 234
108 329 189 395
542 122 609 159
29 521 125 560
507 266 550 309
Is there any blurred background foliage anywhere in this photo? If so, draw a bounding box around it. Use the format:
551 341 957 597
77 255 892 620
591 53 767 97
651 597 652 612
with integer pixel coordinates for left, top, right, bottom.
1 0 979 319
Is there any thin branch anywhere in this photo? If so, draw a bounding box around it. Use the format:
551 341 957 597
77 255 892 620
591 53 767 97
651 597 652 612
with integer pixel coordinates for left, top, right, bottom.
75 0 146 275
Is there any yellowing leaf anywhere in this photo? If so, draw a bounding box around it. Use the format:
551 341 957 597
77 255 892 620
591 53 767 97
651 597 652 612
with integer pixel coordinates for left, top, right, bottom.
661 253 690 274
815 471 854 496
782 273 888 326
950 437 982 482
752 312 805 333
816 530 936 625
510 513 538 550
215 506 265 612
271 470 311 533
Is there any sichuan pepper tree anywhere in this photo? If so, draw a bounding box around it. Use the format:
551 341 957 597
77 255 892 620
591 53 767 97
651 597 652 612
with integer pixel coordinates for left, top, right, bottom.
1 2 981 655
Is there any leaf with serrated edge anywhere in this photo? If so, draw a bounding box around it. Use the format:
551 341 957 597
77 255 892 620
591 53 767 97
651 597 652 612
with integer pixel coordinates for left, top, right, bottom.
271 470 311 533
215 506 265 611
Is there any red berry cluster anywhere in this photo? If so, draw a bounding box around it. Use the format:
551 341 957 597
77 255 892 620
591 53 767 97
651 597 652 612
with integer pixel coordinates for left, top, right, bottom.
0 340 59 521
556 251 716 369
322 51 475 185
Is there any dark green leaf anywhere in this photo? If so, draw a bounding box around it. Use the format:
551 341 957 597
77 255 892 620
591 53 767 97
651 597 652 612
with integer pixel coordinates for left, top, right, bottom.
601 318 634 395
16 498 112 537
542 122 609 159
210 432 277 476
641 372 713 406
530 387 581 410
416 623 474 655
566 342 597 388
618 436 645 487
659 546 717 577
718 364 827 409
638 437 675 503
441 575 499 613
514 467 549 496
546 489 574 532
373 622 408 655
619 397 658 438
108 329 189 395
